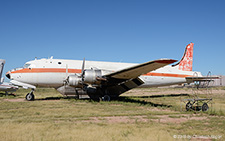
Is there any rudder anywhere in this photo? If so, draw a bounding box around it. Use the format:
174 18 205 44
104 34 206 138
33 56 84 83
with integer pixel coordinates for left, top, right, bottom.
173 43 193 71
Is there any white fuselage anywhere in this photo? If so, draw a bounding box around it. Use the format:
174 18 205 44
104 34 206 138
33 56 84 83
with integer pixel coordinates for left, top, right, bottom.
8 58 202 88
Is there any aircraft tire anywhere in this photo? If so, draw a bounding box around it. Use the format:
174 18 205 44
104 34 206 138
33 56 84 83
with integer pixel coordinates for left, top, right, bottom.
26 93 35 101
102 95 110 101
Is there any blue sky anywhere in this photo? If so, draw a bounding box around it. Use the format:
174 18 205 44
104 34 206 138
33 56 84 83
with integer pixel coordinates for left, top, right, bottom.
0 0 225 81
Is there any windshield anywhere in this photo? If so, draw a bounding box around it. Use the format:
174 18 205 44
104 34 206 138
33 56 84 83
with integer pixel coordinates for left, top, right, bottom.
23 63 31 68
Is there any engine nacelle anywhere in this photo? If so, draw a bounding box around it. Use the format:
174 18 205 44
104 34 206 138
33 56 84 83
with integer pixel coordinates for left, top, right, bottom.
83 69 102 84
67 75 82 87
57 86 88 98
67 69 110 87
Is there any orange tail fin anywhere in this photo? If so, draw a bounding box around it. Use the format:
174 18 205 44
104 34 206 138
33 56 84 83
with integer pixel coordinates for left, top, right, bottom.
173 43 193 71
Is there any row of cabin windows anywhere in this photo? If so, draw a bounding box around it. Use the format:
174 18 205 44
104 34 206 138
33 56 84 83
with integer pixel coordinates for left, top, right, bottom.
24 62 62 68
48 61 62 64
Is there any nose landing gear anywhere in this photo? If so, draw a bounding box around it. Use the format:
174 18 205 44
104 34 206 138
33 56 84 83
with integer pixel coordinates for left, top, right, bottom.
25 89 35 101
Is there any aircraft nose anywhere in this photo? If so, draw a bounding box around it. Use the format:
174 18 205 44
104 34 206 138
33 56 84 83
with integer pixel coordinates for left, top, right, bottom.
6 72 11 79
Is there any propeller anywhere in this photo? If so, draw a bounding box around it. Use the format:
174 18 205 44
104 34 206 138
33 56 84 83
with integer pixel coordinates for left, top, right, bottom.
66 64 68 78
81 58 85 74
81 58 85 82
81 58 85 85
63 64 69 86
63 58 86 85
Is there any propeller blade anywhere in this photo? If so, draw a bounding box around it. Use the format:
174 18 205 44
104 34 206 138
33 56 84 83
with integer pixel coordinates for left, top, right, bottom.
81 58 85 77
66 64 68 78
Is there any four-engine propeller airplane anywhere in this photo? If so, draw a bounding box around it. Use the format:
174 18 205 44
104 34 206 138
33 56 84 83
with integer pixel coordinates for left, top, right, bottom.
6 43 208 101
0 59 18 94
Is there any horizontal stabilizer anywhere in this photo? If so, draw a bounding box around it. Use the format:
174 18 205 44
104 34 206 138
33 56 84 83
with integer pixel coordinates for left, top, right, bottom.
186 76 220 83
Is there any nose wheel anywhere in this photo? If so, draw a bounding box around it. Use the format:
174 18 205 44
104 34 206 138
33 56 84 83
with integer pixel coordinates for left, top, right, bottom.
26 91 35 101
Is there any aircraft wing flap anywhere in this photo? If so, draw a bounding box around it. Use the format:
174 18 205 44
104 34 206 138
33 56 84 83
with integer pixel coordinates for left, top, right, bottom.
104 59 177 79
107 78 144 96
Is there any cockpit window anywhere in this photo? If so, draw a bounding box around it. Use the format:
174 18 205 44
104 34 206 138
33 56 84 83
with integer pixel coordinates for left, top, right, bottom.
24 63 31 68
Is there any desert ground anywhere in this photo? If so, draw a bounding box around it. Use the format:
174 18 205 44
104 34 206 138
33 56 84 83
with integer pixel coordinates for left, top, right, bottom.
0 87 224 141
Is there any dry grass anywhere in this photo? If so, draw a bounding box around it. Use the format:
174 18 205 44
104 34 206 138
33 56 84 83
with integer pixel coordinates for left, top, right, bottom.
0 87 224 140
0 121 176 141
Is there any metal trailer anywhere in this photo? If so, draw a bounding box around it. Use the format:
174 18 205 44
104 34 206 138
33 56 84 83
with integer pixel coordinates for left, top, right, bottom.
182 72 216 112
183 98 212 111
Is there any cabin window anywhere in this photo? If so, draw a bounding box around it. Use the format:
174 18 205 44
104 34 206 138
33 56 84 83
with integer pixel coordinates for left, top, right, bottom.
58 62 62 64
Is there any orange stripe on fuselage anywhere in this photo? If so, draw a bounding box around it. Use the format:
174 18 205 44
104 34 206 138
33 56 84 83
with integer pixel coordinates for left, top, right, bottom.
11 68 191 78
143 72 191 78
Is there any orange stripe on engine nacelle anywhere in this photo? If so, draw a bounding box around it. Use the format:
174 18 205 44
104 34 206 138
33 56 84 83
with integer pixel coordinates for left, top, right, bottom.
11 68 191 78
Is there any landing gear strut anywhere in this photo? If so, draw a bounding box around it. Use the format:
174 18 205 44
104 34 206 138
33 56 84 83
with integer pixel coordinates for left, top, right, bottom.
26 90 35 101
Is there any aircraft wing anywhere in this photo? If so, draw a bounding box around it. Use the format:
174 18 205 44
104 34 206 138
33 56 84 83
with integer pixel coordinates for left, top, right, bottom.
104 59 177 79
10 80 36 89
0 82 18 91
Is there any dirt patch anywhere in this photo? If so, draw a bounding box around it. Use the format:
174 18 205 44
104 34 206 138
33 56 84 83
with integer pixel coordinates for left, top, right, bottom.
152 114 208 124
3 98 25 102
144 107 173 112
83 115 148 123
105 115 148 123
80 114 208 124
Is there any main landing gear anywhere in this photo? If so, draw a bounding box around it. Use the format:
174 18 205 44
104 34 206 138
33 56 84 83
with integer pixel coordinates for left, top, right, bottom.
26 89 35 101
102 95 111 101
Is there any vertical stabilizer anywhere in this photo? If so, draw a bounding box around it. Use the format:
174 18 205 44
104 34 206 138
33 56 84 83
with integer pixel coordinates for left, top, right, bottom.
0 59 6 82
173 43 193 71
